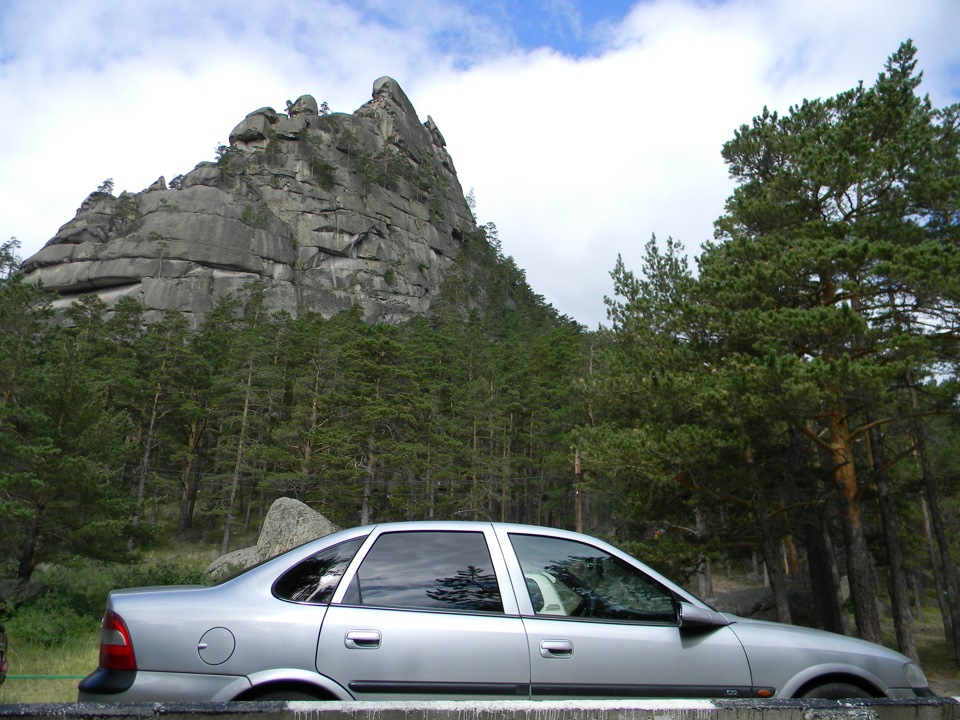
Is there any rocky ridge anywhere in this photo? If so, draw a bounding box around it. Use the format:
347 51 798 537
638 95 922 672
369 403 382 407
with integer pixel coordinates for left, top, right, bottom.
21 78 476 326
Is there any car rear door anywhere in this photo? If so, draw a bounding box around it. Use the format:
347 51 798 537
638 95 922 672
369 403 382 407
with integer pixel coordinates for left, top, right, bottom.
499 528 755 699
317 526 530 700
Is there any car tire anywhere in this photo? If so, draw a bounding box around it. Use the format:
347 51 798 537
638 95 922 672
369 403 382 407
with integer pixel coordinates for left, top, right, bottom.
800 682 873 699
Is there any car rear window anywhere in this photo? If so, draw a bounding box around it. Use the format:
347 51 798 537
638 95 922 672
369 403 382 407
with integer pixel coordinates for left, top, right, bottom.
274 538 365 604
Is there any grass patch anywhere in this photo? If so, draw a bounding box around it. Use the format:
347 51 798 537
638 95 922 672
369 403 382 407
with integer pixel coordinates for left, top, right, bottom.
913 616 960 696
1 633 97 703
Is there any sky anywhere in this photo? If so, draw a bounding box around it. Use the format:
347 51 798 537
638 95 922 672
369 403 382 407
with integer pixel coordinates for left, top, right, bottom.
2 0 959 329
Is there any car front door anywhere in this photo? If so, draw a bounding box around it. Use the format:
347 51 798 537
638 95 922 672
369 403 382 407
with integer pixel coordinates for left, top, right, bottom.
501 530 755 699
317 527 530 700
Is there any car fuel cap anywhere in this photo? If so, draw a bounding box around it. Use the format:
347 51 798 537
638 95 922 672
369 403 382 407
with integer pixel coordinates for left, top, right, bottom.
197 627 235 665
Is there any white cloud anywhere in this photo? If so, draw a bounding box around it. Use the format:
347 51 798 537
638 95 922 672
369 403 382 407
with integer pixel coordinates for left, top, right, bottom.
415 0 960 326
3 0 958 328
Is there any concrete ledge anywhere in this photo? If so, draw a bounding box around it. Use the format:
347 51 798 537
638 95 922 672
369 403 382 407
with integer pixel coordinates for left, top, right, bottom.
1 699 959 720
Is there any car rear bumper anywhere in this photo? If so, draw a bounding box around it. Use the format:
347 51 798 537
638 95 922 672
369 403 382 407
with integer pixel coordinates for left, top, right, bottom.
79 668 251 702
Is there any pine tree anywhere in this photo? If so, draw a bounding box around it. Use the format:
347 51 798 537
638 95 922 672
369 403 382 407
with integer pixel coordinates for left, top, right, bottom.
700 40 960 649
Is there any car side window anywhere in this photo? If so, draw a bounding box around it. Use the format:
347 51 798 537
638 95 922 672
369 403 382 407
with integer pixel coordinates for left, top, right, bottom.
274 537 365 604
509 533 677 623
341 531 504 613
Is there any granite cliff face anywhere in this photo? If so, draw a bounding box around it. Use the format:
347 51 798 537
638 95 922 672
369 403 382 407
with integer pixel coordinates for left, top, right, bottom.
21 78 476 325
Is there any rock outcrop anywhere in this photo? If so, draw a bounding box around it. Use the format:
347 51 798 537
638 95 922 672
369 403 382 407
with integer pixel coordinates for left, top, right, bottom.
206 497 340 581
22 78 476 326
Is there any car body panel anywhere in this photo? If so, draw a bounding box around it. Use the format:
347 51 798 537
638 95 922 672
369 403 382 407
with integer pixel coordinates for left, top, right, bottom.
317 523 529 700
521 617 752 698
100 584 330 677
317 605 530 699
492 525 752 699
724 617 911 697
90 670 249 702
242 668 351 700
77 520 929 702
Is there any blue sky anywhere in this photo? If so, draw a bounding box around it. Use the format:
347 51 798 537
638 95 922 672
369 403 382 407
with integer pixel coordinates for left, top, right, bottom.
3 0 959 328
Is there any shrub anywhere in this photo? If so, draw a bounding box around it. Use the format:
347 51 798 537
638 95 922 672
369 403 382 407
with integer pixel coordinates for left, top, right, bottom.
8 599 99 647
113 557 207 588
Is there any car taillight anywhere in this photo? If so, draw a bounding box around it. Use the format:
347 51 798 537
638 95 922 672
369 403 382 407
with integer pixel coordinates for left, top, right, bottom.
99 610 137 671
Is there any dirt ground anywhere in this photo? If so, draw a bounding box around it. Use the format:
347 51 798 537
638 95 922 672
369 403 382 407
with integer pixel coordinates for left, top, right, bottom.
928 673 960 698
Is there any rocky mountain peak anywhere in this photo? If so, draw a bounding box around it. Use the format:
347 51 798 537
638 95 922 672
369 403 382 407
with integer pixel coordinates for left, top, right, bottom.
21 77 476 326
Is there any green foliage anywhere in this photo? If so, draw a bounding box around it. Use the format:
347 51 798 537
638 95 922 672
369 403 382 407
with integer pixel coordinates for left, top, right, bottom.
7 600 97 647
112 556 208 587
300 134 338 189
240 203 271 229
414 163 447 222
5 553 208 652
0 249 588 560
112 192 142 234
580 41 960 648
215 143 246 177
264 130 283 163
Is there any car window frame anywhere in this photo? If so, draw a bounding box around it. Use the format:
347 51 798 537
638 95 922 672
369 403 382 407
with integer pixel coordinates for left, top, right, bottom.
329 523 522 615
272 536 367 605
339 529 507 614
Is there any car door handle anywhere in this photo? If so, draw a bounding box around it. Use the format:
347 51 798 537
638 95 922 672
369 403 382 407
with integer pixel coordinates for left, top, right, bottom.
345 630 381 649
540 639 573 658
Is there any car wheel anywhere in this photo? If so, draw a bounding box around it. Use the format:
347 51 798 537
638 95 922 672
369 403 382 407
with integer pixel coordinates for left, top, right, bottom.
801 682 873 699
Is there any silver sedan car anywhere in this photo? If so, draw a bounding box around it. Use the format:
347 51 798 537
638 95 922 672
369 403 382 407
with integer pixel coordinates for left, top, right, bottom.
78 521 931 702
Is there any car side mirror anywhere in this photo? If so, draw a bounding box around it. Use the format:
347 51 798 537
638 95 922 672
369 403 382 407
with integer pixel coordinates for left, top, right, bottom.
679 602 730 629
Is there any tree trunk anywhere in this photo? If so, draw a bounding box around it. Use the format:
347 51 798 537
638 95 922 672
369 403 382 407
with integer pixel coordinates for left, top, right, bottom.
758 510 792 624
17 501 45 582
131 383 163 548
920 497 951 639
867 419 918 661
801 501 846 633
471 415 480 521
222 361 254 555
695 508 714 599
361 438 375 526
827 408 883 644
177 418 206 539
741 433 790 623
794 426 848 634
908 379 960 663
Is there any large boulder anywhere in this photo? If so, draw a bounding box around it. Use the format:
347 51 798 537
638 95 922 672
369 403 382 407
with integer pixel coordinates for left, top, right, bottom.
22 79 476 328
206 498 340 581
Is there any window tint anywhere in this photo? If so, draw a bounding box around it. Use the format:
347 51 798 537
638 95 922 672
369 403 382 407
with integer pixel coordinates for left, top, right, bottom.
274 537 365 604
509 533 677 623
342 531 503 613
